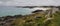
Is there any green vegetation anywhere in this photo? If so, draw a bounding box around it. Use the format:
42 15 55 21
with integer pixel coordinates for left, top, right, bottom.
54 11 60 26
12 13 46 26
12 11 60 26
1 11 60 26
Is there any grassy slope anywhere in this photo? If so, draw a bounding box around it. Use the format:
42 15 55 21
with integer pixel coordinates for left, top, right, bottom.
11 11 60 26
54 11 60 26
12 13 46 26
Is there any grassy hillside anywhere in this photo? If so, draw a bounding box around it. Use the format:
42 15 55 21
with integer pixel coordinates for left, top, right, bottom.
12 13 45 26
11 11 60 26
1 11 60 26
54 11 60 26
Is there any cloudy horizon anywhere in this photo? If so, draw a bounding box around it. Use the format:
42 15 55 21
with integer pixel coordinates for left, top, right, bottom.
0 0 60 6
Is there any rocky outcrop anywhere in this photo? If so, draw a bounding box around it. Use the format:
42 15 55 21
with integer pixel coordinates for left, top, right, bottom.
0 15 23 26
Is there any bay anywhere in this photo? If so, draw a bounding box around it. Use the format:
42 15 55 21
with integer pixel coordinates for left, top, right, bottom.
0 6 34 17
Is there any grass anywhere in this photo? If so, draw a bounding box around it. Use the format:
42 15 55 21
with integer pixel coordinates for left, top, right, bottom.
11 11 60 26
54 11 60 26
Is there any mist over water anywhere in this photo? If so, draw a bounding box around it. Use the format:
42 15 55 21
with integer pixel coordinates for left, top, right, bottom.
0 6 35 17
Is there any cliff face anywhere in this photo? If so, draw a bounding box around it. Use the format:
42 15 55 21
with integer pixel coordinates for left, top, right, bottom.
0 16 16 26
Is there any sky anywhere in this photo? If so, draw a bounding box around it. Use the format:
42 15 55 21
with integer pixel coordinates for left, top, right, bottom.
0 0 60 6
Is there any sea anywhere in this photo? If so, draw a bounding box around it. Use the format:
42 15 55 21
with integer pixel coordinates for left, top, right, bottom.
0 6 35 17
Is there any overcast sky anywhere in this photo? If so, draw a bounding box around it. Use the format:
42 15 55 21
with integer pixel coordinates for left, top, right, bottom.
0 0 60 6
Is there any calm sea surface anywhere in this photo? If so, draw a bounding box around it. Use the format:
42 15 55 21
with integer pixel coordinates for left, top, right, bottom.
0 6 35 17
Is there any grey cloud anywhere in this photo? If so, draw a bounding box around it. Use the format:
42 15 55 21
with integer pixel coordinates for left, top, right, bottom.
0 0 60 6
0 0 11 2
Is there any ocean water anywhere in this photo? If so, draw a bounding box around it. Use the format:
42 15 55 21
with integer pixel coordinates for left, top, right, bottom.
0 6 35 17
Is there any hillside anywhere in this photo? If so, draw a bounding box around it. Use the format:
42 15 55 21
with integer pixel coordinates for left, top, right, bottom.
12 11 60 26
0 10 60 26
